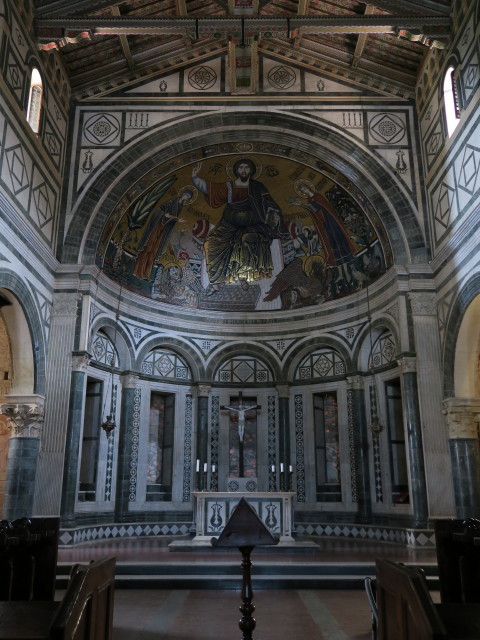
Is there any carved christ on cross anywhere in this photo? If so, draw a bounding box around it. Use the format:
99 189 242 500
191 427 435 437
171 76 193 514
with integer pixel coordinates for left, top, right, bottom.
221 392 261 478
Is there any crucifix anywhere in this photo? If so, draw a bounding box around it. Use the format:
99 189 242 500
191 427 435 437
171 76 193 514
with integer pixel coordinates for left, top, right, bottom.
221 392 261 478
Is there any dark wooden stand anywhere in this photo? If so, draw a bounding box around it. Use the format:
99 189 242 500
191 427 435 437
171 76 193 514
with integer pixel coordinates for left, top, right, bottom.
239 545 255 640
212 498 279 640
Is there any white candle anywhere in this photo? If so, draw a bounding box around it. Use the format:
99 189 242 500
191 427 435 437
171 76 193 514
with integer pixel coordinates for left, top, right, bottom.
271 465 275 473
289 465 293 473
196 459 200 472
212 464 216 473
280 463 284 472
204 463 207 472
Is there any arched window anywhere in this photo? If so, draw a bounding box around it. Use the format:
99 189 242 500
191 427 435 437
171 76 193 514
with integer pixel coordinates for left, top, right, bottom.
26 68 43 133
443 66 460 137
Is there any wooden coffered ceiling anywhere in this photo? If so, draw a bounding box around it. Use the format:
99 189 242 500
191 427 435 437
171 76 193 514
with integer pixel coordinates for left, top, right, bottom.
33 0 452 97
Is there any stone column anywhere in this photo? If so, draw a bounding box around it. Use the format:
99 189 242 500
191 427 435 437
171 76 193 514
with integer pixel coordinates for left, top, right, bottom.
398 357 429 526
115 373 139 523
277 385 291 469
347 376 371 523
60 353 90 524
33 292 79 515
442 398 480 518
196 385 210 490
1 396 44 520
408 292 455 515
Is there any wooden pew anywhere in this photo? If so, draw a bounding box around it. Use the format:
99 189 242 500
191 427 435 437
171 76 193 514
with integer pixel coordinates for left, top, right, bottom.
0 556 116 640
376 559 480 640
0 516 60 601
433 517 480 604
50 556 116 640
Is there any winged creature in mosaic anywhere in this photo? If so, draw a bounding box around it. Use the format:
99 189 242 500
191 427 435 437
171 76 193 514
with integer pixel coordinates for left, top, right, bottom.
263 256 329 309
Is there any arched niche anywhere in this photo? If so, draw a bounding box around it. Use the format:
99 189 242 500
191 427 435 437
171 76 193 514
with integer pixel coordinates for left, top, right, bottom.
0 289 36 396
453 294 480 398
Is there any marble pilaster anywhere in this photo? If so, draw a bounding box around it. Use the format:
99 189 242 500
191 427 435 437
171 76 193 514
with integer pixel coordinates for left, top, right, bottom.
33 293 80 515
408 292 455 515
196 384 210 491
398 357 428 526
114 373 140 522
442 398 480 518
60 353 90 523
277 385 290 470
347 376 371 523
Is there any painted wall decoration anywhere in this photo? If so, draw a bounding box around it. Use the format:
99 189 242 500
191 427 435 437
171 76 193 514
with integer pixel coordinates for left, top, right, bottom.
98 145 392 311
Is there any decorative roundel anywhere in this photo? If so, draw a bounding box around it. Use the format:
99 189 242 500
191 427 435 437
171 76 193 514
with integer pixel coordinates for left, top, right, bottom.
267 65 296 89
228 480 240 491
188 66 217 90
246 480 257 492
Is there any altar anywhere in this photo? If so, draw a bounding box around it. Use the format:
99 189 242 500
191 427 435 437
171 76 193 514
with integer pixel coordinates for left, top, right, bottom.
192 492 295 544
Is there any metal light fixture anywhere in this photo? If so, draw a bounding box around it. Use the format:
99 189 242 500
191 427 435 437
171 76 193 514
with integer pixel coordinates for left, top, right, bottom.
101 285 121 438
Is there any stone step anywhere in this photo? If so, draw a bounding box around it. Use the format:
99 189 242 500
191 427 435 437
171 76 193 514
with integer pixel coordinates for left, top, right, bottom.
56 561 439 590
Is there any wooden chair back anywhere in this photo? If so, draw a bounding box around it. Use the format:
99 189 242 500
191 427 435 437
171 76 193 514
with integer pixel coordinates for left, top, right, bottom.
375 559 447 640
49 556 116 640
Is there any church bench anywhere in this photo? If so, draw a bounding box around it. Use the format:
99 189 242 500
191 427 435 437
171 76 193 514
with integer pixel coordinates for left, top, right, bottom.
376 559 480 640
0 556 116 640
433 517 480 604
0 516 59 601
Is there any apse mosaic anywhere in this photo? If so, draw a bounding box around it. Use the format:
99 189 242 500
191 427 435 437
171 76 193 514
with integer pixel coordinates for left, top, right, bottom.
98 144 392 312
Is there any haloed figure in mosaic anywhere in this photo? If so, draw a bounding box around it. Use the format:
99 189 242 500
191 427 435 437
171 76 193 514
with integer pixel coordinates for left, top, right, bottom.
192 158 289 294
292 180 357 290
133 189 193 281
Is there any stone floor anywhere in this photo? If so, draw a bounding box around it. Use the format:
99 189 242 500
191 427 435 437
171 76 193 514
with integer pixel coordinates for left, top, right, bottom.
57 537 438 639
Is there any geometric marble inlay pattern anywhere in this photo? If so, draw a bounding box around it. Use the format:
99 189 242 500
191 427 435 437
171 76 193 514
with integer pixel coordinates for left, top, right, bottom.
128 388 141 502
458 142 480 195
182 394 193 502
369 331 396 369
214 356 272 384
347 389 358 503
267 395 276 492
369 112 406 144
32 182 54 230
432 181 456 241
142 349 191 381
5 144 29 194
294 394 305 502
295 348 345 380
92 332 118 366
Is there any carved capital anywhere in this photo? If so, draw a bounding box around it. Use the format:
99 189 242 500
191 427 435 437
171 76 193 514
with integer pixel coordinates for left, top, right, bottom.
51 292 79 316
197 384 211 397
71 352 91 372
1 395 45 437
408 292 437 316
442 397 480 439
346 375 364 390
121 372 139 389
276 384 290 398
398 356 416 374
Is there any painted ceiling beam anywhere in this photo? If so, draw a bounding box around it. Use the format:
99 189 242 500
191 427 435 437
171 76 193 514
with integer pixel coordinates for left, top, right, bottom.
111 6 135 71
35 15 451 36
35 0 125 18
364 0 451 15
351 6 375 69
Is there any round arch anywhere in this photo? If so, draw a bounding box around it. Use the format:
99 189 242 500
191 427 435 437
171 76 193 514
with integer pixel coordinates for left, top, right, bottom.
443 275 480 398
88 317 134 371
284 335 353 383
136 337 204 382
206 343 282 383
352 316 401 373
0 273 47 396
62 111 425 268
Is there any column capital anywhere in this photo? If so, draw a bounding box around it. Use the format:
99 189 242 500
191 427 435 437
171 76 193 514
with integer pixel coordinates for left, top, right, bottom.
398 356 417 374
51 292 80 316
0 395 45 437
276 384 290 398
121 372 139 389
408 292 437 316
346 375 364 390
71 352 91 372
197 384 211 397
442 397 480 439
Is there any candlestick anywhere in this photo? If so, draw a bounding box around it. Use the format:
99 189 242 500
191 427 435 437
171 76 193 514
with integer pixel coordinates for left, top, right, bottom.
196 459 200 472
